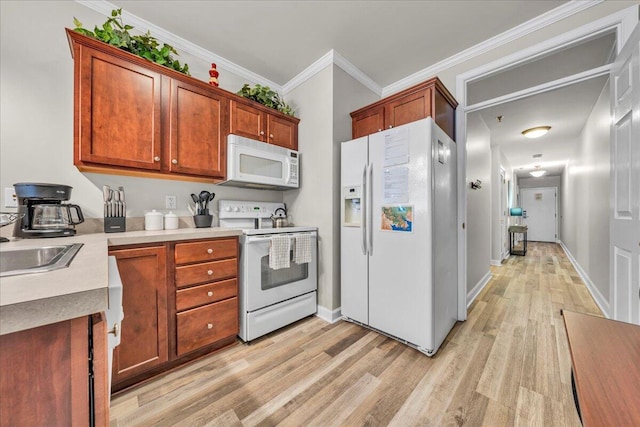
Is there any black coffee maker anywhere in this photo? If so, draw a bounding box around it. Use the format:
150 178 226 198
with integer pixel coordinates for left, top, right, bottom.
13 183 84 238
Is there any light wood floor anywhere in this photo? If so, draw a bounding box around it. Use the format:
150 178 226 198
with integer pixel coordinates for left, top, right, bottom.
110 242 602 426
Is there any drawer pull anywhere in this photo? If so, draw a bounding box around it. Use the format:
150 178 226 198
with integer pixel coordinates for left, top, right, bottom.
207 270 213 276
207 291 213 297
207 323 213 329
207 248 213 254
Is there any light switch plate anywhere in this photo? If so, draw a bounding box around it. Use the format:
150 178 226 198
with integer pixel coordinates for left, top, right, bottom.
4 187 17 208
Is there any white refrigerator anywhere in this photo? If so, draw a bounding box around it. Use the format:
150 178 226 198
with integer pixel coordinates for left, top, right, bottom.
340 117 458 356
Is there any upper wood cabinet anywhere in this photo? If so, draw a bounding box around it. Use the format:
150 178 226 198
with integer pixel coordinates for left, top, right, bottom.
350 77 457 140
230 99 299 150
67 29 299 182
166 78 227 178
75 44 163 171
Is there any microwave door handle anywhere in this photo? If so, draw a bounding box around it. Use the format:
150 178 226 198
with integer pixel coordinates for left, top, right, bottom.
284 157 292 183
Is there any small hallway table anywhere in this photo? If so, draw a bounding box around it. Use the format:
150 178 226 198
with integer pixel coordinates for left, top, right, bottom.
508 225 527 256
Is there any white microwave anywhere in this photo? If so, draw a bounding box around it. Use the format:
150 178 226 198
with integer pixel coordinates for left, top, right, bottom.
220 134 299 190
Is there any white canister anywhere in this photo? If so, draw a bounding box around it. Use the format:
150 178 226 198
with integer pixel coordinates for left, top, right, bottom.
144 209 164 231
164 211 179 230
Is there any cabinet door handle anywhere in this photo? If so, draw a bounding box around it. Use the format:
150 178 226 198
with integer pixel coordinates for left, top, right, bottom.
207 291 213 297
108 323 119 337
207 270 213 276
207 323 213 329
269 134 274 138
260 131 265 136
377 129 382 132
172 159 178 164
154 156 160 162
207 248 213 254
388 125 393 129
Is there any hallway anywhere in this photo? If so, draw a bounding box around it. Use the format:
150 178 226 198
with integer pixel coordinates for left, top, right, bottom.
110 242 601 426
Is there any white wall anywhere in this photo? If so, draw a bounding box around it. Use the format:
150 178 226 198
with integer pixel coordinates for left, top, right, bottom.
562 80 611 311
283 66 334 309
283 65 378 312
466 113 492 294
0 1 282 220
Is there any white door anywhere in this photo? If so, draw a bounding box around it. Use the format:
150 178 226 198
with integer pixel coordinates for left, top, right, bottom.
520 187 557 242
501 169 508 259
341 137 370 324
610 25 640 325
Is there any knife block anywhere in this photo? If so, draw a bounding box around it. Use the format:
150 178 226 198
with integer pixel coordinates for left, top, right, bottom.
104 217 126 233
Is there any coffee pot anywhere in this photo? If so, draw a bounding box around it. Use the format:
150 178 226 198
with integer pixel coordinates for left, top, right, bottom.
13 183 85 238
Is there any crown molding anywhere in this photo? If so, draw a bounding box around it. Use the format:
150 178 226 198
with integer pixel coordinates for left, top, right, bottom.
280 50 334 94
281 50 382 96
381 0 604 97
75 0 282 91
77 0 610 100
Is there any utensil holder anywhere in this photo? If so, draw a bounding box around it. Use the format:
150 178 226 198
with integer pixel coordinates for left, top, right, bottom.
193 214 213 228
104 217 126 233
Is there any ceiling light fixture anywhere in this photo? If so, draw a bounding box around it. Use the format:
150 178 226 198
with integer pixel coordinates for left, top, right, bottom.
522 126 551 139
529 165 546 177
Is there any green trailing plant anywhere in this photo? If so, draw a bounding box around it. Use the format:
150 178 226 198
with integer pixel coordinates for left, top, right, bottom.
73 9 190 75
237 84 295 117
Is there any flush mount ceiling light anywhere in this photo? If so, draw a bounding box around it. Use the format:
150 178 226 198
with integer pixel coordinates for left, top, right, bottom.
522 126 551 139
529 165 547 177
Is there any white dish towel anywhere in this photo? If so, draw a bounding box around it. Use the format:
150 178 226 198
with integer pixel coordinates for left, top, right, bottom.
294 234 312 264
269 235 291 270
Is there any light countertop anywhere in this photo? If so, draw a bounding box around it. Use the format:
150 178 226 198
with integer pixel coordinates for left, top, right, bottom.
0 227 242 335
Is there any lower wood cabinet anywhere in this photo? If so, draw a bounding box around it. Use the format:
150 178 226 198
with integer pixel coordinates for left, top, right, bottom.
109 237 238 392
0 314 108 427
109 246 168 388
176 297 238 355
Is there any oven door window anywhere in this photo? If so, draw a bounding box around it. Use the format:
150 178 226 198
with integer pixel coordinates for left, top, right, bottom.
260 251 308 290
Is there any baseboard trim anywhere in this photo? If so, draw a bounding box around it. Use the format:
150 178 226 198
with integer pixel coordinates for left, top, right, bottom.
491 259 503 267
467 270 492 308
558 240 611 318
316 306 342 324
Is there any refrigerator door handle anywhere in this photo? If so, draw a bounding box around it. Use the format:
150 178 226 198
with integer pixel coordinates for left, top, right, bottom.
361 163 368 255
367 162 374 255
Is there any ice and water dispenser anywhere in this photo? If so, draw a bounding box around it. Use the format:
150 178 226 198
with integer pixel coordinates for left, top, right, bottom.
343 186 362 227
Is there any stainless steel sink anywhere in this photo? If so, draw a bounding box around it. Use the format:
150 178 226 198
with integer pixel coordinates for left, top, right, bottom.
0 243 84 277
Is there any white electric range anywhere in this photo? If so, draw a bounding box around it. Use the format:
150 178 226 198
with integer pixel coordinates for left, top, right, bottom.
219 200 318 342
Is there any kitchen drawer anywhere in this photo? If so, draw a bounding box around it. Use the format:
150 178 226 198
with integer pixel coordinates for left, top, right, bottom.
176 297 238 356
175 239 237 265
175 258 237 288
176 278 237 311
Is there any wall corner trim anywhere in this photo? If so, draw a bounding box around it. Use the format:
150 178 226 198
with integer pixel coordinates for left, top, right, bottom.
467 270 492 308
316 306 343 324
558 240 611 318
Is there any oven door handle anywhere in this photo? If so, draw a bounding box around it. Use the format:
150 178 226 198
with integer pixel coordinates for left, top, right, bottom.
245 233 315 244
